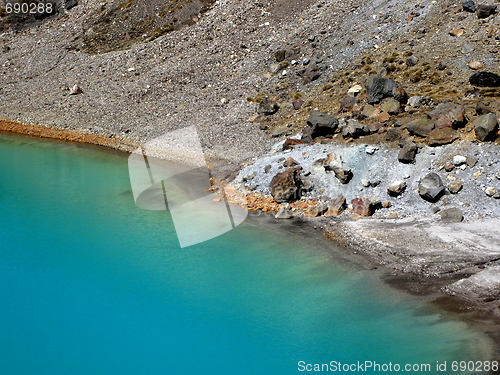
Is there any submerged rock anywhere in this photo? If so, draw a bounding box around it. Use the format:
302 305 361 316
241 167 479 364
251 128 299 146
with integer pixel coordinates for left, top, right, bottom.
275 206 294 219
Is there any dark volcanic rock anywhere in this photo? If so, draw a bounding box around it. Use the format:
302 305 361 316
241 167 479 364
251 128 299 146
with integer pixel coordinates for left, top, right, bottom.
351 197 375 216
469 71 500 87
307 110 339 138
406 117 434 137
427 128 459 146
428 102 467 129
462 0 476 12
258 98 280 115
418 173 445 202
324 195 347 216
365 75 398 104
65 0 78 10
332 167 353 184
476 4 496 18
474 113 498 141
439 208 464 222
398 142 418 163
270 168 303 203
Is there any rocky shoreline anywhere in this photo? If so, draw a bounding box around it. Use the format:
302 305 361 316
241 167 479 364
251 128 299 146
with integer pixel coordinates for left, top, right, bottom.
1 0 500 360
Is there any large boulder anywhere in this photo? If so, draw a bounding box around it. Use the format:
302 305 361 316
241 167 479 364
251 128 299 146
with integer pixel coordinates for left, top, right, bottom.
469 71 500 87
270 168 303 203
307 110 339 138
428 102 467 129
418 173 445 202
474 113 498 141
406 117 435 137
365 75 399 104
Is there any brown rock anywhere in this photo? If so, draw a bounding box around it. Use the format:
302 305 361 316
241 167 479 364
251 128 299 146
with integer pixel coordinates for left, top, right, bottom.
379 111 390 123
427 128 459 146
449 28 465 36
303 203 328 217
406 117 435 137
351 197 375 216
447 181 463 194
324 195 347 217
282 138 304 150
469 61 486 70
293 99 304 110
270 168 303 203
428 102 467 129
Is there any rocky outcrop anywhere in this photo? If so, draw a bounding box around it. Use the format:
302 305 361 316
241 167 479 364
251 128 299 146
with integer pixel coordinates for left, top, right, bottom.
418 173 445 202
270 167 303 203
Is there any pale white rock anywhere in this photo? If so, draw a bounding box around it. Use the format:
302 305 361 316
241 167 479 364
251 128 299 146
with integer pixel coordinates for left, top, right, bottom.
452 155 467 166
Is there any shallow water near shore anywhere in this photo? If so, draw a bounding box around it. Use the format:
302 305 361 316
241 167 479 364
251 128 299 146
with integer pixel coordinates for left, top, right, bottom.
0 133 495 375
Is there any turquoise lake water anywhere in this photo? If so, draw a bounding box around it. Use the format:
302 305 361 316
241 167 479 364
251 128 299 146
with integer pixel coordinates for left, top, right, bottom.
0 133 494 374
